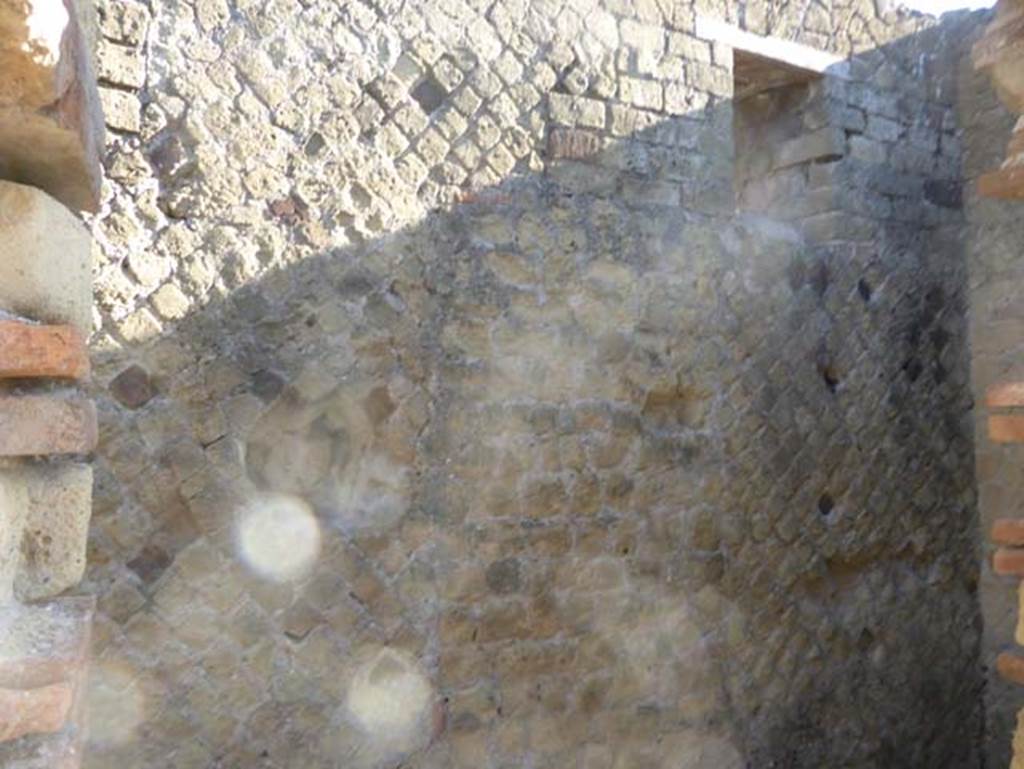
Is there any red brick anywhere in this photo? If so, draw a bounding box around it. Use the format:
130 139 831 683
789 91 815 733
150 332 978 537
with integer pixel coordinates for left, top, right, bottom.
987 381 1024 408
0 395 97 456
989 414 1024 444
0 655 81 691
0 682 73 742
997 652 1024 686
0 321 89 380
993 519 1024 547
993 548 1024 576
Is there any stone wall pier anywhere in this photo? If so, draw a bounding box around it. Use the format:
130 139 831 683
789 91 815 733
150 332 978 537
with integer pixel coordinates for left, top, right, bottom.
0 0 103 765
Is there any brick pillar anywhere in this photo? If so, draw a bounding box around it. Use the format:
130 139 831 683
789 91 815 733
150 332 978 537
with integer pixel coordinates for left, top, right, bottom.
988 380 1024 768
973 3 1024 765
0 0 104 764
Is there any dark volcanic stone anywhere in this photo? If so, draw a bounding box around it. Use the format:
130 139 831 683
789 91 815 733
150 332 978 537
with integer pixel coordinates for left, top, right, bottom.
109 364 156 409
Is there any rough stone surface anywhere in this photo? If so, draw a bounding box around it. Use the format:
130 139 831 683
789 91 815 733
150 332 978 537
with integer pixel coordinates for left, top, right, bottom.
107 364 154 409
0 0 105 212
14 463 93 602
0 321 89 380
0 598 94 767
1015 708 1024 769
1018 581 1024 646
82 1 984 767
0 181 92 335
0 395 97 457
0 682 73 742
972 0 1024 199
961 20 1024 762
0 470 27 605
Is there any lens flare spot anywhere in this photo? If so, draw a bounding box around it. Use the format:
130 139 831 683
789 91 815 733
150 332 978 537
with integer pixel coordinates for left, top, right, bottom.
237 493 320 582
346 647 434 752
85 660 148 748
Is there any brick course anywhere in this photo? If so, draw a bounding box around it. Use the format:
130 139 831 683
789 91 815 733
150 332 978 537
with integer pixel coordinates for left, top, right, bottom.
0 321 89 380
0 395 97 457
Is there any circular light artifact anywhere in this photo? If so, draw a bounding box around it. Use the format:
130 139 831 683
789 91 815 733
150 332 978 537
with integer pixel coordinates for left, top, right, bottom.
346 647 434 753
236 493 321 582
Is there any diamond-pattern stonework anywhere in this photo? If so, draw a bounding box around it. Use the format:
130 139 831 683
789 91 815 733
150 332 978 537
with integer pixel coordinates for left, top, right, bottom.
82 0 984 767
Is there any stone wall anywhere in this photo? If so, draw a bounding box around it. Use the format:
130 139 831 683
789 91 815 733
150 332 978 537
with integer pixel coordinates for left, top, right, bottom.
83 1 985 767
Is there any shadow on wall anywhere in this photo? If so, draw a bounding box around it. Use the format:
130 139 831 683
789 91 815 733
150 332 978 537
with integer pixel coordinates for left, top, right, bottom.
75 13 983 769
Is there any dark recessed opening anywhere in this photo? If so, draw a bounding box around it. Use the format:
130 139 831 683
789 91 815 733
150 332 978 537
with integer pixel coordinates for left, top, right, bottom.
902 357 923 382
411 75 447 114
856 628 875 651
857 278 873 302
304 132 326 156
251 369 285 402
821 364 840 393
931 325 950 351
808 261 829 297
818 493 834 516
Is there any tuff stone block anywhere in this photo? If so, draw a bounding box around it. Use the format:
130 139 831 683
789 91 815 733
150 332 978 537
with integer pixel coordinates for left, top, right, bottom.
0 0 105 212
14 463 93 602
548 93 606 129
0 471 26 605
108 364 155 409
774 126 845 171
95 40 144 89
98 86 140 133
0 598 94 688
0 321 89 380
0 395 97 456
0 182 92 335
547 128 602 160
98 0 149 44
1018 582 1024 647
